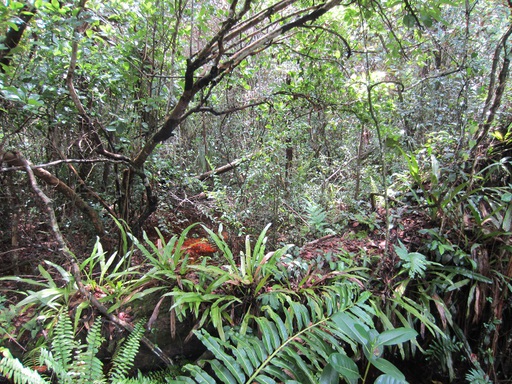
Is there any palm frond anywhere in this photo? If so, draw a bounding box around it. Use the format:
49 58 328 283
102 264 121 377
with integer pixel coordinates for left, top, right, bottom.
182 295 370 383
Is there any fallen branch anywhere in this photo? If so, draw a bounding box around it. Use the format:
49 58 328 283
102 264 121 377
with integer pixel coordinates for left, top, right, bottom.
18 152 174 367
195 156 251 181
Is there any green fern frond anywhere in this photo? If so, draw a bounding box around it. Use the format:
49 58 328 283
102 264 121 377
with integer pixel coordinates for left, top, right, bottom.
52 311 75 371
465 368 492 384
38 312 77 383
109 320 145 381
114 369 185 384
305 201 327 227
0 348 48 384
73 317 105 383
394 241 431 278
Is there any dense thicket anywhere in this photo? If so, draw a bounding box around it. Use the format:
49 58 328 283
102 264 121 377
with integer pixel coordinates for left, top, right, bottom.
1 0 511 382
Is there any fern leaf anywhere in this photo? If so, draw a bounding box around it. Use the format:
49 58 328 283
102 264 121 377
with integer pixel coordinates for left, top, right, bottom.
231 334 266 367
286 300 311 330
264 308 289 341
52 312 75 372
109 321 145 381
0 348 48 384
175 377 198 384
74 317 105 383
281 346 316 383
261 362 289 381
309 328 338 354
210 360 239 384
254 317 281 352
229 346 254 376
39 312 76 383
185 293 379 384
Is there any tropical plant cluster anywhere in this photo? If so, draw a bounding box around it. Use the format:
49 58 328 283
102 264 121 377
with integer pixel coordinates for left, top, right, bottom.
0 0 511 382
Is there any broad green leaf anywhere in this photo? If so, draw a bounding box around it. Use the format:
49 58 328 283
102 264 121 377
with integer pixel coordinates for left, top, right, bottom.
332 312 366 344
328 353 360 379
319 363 340 384
255 375 277 384
353 323 371 344
210 359 238 384
376 328 418 346
374 374 409 384
370 357 406 380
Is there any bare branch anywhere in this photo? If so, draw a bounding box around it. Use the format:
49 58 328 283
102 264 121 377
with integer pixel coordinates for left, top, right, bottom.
0 157 128 173
404 67 464 91
481 23 512 121
181 99 269 121
195 155 252 181
134 0 343 168
221 0 342 70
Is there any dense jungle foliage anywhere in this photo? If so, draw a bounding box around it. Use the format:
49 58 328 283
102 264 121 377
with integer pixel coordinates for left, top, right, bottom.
0 0 511 382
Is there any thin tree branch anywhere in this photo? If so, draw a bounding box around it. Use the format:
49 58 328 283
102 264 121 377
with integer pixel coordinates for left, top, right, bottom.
480 22 512 122
65 0 131 163
301 25 351 58
180 99 269 121
0 157 128 173
404 66 464 91
195 155 252 181
134 0 344 168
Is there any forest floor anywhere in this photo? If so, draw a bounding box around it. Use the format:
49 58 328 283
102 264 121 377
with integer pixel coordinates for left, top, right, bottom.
1 200 451 382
